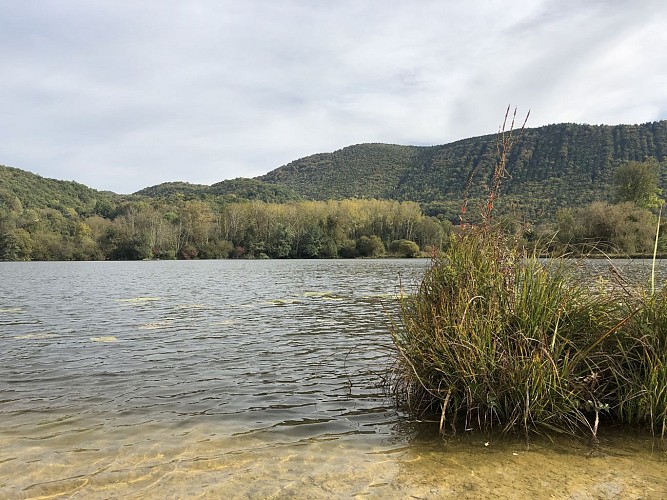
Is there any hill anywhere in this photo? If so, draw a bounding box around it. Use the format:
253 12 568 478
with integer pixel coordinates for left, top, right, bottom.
134 178 302 203
257 143 421 200
3 120 667 225
0 164 117 217
3 120 667 261
258 121 667 221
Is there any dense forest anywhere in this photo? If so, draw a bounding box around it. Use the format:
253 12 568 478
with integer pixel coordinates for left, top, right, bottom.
0 189 448 260
260 120 667 221
1 120 667 261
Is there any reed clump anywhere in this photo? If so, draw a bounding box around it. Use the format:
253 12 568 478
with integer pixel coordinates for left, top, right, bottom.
615 288 667 437
390 107 667 439
393 227 617 437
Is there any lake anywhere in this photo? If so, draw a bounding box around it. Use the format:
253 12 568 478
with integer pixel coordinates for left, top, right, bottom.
1 259 666 498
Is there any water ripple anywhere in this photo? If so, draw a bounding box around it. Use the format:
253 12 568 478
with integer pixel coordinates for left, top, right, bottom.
0 259 432 494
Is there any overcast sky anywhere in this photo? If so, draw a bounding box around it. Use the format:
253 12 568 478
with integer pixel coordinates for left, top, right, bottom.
1 1 666 194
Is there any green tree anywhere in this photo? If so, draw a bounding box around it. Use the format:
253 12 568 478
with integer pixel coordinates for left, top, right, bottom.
268 223 295 258
0 188 23 215
198 239 234 259
30 231 75 260
555 201 657 254
101 225 152 260
613 159 662 208
300 225 325 258
0 228 32 260
338 239 357 258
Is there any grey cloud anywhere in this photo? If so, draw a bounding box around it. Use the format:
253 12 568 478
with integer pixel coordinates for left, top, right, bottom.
1 1 666 193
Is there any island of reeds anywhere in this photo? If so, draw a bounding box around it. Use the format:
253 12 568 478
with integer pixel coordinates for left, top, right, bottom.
390 109 667 440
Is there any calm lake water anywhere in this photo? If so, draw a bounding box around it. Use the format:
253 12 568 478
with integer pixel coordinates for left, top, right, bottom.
1 259 667 499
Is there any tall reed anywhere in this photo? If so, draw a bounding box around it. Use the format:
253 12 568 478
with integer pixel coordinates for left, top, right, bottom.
390 107 667 438
614 289 667 438
391 227 627 437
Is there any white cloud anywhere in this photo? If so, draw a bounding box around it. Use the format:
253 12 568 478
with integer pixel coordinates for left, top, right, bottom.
1 0 666 193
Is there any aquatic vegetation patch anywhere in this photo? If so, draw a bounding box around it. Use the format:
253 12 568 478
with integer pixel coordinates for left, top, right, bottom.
212 319 236 326
304 291 336 298
266 298 302 306
303 291 345 301
115 297 161 304
0 307 24 313
614 290 667 437
172 304 207 310
391 230 623 437
13 332 58 340
362 293 403 300
138 322 172 330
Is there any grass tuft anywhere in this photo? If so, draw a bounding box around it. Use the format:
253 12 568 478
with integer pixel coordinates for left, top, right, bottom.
391 227 628 437
390 107 667 439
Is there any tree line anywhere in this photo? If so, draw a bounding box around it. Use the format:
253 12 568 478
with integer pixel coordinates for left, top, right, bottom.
532 158 665 255
1 159 665 261
0 197 452 261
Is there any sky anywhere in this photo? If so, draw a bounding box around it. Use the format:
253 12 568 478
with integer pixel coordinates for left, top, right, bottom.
1 1 667 194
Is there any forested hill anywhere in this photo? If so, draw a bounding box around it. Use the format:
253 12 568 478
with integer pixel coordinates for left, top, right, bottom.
258 121 667 221
257 143 421 200
3 119 667 261
135 178 302 203
0 164 117 216
3 120 667 225
0 166 302 219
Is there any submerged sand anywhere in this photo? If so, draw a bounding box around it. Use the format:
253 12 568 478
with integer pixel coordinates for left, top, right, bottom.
2 430 666 499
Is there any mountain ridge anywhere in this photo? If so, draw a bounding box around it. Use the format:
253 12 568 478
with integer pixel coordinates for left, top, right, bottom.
257 120 667 221
2 119 667 223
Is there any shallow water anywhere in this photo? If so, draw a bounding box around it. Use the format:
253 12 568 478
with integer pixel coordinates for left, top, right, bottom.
1 259 666 498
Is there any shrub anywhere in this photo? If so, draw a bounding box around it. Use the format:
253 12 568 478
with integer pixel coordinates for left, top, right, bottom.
338 239 357 258
357 235 385 257
389 239 420 258
199 239 234 259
